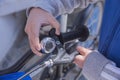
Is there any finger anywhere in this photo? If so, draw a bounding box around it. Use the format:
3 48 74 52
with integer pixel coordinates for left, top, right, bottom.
32 47 42 56
29 35 41 51
32 36 41 51
29 38 42 56
74 55 84 63
74 55 84 68
76 46 88 55
76 46 85 55
26 25 43 56
29 22 42 50
26 27 42 56
48 15 60 35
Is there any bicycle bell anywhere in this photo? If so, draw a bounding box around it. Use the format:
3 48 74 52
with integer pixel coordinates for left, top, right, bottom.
40 37 56 54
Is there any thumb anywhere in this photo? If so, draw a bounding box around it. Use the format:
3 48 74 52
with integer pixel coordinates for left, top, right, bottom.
77 46 92 56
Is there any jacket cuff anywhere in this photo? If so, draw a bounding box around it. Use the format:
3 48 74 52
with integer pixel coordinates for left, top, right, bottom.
26 0 57 17
82 52 111 80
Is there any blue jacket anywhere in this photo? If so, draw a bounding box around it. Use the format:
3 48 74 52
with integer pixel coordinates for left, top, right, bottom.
99 0 120 67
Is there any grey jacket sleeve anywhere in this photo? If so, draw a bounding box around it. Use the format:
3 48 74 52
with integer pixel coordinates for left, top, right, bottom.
82 51 120 80
27 0 97 17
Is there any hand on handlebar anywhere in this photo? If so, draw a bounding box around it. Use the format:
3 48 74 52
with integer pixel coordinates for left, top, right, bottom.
25 8 60 56
74 46 92 68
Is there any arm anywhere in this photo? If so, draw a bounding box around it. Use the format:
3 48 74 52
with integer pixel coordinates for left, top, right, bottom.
82 52 120 80
27 0 97 17
74 46 120 80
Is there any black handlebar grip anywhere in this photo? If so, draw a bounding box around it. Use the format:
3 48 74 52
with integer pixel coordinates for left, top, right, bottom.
49 25 89 44
59 25 89 44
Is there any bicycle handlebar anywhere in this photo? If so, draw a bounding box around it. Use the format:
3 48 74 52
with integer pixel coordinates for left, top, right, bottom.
18 25 89 79
40 25 89 54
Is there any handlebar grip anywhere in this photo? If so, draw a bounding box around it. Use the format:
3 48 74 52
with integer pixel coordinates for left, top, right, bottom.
59 25 89 44
49 25 89 44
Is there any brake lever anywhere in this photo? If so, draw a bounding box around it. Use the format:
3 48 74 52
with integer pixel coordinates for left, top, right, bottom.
51 43 79 64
